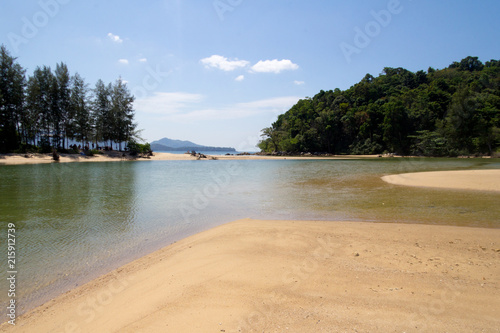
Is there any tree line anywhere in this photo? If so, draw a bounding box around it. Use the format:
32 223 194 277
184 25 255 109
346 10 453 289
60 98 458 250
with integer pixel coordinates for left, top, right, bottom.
259 56 500 156
0 45 137 153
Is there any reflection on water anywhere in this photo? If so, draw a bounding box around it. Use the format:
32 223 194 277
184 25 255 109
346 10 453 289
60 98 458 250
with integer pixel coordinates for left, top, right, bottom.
0 162 138 317
0 158 499 318
249 159 500 227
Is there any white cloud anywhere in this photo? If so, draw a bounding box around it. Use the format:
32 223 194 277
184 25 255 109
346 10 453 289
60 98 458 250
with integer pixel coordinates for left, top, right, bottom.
168 96 301 122
138 58 148 63
235 96 301 115
135 90 300 123
235 75 245 82
251 59 299 73
294 80 305 85
201 55 250 71
107 32 123 43
134 92 204 115
118 59 129 65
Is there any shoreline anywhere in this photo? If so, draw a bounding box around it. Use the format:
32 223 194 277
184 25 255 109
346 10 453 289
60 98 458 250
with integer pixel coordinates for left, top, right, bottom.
0 152 385 165
2 218 499 332
1 152 496 165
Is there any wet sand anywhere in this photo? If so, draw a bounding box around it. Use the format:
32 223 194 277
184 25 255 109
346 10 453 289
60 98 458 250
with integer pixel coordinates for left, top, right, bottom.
2 218 499 332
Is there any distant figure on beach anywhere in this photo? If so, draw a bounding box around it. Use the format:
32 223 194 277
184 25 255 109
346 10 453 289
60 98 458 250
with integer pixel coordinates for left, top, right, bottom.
52 149 60 161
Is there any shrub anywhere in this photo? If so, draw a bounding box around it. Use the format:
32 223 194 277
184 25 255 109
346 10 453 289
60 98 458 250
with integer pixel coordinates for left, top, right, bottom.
83 149 102 156
127 141 152 156
14 143 39 154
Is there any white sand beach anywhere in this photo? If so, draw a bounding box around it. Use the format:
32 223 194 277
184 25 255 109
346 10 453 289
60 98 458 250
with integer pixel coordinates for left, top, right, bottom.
2 218 499 332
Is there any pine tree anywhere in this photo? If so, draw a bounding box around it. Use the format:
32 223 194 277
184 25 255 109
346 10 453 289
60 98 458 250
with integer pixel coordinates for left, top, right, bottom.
92 79 112 147
0 45 26 152
70 73 92 147
54 62 71 148
110 78 136 151
26 66 54 149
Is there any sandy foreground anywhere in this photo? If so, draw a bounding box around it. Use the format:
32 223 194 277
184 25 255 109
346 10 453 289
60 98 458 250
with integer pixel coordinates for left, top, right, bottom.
2 219 499 333
382 169 500 192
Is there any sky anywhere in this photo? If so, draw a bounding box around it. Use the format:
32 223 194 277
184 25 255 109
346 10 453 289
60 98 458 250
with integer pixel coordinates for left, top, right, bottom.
1 0 499 151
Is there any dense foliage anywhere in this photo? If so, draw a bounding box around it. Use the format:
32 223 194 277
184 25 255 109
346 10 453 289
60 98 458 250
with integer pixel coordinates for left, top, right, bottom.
0 45 137 153
126 141 152 156
259 56 500 156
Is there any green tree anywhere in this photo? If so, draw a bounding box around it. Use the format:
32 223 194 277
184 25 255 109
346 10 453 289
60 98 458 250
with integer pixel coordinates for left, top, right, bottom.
70 73 92 147
54 62 71 148
0 45 26 152
26 66 54 149
382 101 410 154
260 56 499 157
444 87 478 153
458 56 484 72
92 79 113 147
258 127 281 152
110 78 136 151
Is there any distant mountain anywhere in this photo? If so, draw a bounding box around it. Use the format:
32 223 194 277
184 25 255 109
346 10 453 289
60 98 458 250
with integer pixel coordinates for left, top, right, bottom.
150 138 236 152
153 138 203 149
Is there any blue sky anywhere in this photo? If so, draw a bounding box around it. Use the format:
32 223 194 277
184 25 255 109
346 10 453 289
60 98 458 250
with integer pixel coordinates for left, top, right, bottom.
1 0 499 150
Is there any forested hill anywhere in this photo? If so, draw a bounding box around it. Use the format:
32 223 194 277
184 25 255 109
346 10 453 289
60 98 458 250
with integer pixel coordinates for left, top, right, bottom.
258 56 500 156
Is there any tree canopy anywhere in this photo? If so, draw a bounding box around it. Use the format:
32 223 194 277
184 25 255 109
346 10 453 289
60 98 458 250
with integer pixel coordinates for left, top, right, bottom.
259 56 500 156
0 44 137 153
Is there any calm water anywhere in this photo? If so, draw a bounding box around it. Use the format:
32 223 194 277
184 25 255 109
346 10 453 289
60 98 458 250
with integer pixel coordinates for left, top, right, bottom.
155 150 247 155
1 158 499 318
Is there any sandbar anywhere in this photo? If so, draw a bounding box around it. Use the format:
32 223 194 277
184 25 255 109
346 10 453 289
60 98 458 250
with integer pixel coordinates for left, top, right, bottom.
2 219 499 332
382 169 500 192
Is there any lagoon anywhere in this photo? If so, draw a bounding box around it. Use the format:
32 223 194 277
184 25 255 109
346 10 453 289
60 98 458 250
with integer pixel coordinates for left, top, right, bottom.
1 157 499 318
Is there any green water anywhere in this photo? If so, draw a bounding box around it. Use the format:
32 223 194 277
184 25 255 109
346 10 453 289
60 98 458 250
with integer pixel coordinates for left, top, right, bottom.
0 158 499 318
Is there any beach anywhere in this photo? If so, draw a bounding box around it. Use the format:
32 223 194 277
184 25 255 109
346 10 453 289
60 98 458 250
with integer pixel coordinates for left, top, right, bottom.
0 152 384 165
0 152 198 165
2 218 499 332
